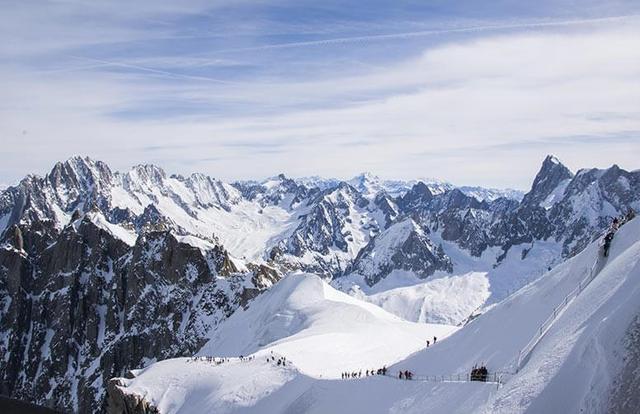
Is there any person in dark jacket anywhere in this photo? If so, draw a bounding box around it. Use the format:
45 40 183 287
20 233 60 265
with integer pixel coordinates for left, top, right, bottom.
603 232 614 257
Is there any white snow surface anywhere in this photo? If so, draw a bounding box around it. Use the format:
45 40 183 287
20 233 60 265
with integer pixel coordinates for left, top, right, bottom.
336 229 562 325
540 178 570 209
86 211 138 246
198 273 457 377
359 271 490 326
115 218 640 414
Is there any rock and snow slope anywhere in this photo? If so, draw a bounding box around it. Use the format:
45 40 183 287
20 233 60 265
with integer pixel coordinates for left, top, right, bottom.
111 218 640 413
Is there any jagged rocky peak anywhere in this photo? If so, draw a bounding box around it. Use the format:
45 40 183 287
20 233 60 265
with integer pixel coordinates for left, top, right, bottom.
123 163 167 190
522 155 574 207
233 173 311 208
436 188 485 210
269 181 382 276
48 155 114 192
293 175 340 191
180 173 241 209
319 181 366 204
0 156 116 236
397 181 433 211
374 192 399 228
348 172 383 197
349 218 452 286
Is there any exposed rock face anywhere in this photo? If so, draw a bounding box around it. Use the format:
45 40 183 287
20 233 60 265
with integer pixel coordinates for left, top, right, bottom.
0 217 260 413
270 183 384 277
349 219 452 286
521 155 574 207
232 173 313 209
106 378 159 414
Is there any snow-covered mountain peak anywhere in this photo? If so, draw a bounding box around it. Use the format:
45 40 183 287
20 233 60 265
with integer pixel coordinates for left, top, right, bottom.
232 173 311 209
349 172 380 185
397 181 434 211
124 163 167 189
523 155 574 207
48 155 114 196
347 172 384 199
293 175 340 190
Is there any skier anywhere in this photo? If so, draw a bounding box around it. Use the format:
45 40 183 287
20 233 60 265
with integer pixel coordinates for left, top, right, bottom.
426 340 430 348
382 366 387 375
399 371 403 379
433 336 437 344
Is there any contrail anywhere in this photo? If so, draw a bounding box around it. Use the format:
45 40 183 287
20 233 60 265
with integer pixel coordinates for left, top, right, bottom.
200 14 639 54
66 55 236 84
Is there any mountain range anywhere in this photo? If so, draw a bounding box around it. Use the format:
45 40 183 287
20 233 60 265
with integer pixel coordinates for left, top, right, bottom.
0 155 638 412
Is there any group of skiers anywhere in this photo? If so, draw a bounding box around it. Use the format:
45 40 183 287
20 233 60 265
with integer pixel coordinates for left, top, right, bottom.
469 365 488 382
341 366 387 379
603 209 635 257
266 355 287 366
426 335 437 348
187 355 259 365
398 370 414 380
188 356 231 365
266 351 287 366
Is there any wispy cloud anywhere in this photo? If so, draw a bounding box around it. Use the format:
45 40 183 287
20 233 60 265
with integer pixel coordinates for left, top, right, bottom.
189 13 640 56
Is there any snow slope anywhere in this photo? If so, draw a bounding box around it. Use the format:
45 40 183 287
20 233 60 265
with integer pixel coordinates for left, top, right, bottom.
198 273 457 377
336 229 562 326
360 271 490 326
113 219 640 414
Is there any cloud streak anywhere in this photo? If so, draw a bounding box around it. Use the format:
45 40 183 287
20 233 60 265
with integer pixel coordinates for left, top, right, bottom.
194 14 640 55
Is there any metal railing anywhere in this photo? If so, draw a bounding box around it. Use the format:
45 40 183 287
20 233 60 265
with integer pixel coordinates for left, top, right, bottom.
514 250 603 372
340 370 510 388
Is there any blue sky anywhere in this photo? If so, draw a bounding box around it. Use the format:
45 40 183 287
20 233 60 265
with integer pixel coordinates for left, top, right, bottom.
1 0 639 189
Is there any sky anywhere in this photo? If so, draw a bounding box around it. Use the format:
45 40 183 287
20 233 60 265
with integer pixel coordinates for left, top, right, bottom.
1 0 639 190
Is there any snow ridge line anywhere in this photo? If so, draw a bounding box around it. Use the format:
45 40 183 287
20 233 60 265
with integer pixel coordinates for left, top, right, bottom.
514 245 606 373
